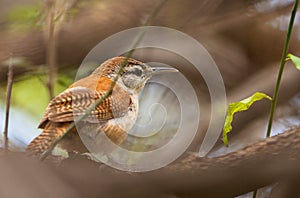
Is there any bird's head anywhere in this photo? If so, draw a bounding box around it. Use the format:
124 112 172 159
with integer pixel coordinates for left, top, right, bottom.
93 56 178 93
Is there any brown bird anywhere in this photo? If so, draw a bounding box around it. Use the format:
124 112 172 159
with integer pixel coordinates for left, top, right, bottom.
26 56 177 158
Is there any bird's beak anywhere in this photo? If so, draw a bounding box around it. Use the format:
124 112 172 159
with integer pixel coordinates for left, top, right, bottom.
151 67 179 74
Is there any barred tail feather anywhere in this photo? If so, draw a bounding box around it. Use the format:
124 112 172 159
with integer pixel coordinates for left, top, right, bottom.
26 122 69 157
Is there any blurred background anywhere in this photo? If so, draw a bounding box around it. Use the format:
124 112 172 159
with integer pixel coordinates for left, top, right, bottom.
0 0 300 197
0 0 300 152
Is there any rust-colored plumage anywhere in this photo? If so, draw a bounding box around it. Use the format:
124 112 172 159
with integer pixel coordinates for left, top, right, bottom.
26 56 177 158
26 57 143 157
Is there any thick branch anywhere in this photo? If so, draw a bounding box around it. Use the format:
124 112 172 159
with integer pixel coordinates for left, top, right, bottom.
159 126 300 197
1 126 300 197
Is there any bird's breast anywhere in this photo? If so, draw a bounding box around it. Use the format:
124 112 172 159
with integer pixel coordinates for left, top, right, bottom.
108 94 139 133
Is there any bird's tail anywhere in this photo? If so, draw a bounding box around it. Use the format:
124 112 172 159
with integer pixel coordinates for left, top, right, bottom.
26 122 69 157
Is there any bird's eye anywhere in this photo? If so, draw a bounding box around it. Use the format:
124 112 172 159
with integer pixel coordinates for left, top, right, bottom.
126 68 143 76
133 69 143 76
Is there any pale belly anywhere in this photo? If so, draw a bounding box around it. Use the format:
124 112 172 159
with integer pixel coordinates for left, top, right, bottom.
108 94 138 132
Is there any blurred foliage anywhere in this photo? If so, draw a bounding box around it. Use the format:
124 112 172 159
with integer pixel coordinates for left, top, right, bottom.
9 73 73 118
6 4 42 31
4 1 83 32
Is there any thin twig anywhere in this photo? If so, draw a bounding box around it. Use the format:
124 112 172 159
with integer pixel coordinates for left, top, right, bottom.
39 0 168 161
266 0 298 138
252 1 299 197
4 54 14 151
45 0 56 99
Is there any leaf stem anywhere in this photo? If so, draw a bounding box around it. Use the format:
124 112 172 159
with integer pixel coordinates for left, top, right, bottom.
266 0 298 138
253 1 299 197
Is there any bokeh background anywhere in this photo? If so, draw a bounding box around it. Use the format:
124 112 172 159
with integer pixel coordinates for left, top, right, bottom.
0 0 300 197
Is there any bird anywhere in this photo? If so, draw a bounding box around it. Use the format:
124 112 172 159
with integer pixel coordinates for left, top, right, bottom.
26 56 178 159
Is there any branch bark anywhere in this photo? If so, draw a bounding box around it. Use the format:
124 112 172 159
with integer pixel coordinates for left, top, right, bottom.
1 126 300 197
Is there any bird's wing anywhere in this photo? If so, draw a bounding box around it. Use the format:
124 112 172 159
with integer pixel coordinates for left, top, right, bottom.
38 86 131 129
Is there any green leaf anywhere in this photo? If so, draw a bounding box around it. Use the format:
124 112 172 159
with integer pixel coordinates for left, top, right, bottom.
287 53 300 71
223 92 272 147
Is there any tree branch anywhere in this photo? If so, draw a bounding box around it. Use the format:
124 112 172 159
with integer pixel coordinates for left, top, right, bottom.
1 125 299 197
